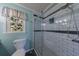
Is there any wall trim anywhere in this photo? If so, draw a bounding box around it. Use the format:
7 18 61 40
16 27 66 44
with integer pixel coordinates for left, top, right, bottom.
34 30 78 35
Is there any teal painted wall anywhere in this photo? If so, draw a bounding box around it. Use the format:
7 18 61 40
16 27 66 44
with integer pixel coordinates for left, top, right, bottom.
0 3 33 55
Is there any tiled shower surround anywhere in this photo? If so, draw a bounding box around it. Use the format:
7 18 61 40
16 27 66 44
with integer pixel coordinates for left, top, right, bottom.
34 4 79 56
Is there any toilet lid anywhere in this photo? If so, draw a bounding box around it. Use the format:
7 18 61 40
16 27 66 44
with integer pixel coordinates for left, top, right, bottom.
12 49 26 56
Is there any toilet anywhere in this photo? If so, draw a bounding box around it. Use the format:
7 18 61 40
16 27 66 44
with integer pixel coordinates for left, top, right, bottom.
12 39 27 56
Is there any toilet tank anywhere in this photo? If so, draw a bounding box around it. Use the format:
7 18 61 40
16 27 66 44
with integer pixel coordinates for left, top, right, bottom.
13 39 26 49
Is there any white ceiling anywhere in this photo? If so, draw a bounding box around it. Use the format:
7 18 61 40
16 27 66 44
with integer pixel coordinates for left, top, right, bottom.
19 3 50 13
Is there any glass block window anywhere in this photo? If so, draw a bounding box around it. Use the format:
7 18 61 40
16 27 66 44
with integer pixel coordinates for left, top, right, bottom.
2 7 25 32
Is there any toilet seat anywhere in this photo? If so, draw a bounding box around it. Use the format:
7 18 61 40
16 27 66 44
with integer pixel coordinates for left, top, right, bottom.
12 49 26 56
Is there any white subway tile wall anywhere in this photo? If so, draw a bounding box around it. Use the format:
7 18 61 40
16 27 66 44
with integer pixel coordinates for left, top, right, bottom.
43 4 79 56
34 4 79 56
